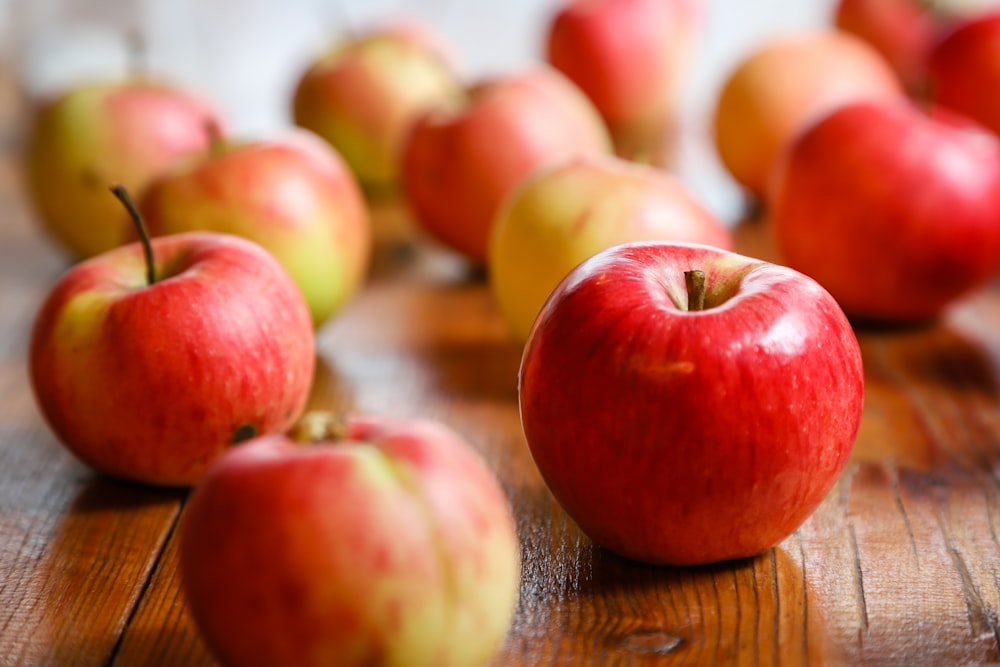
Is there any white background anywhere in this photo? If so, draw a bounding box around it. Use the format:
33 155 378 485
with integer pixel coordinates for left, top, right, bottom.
2 0 841 221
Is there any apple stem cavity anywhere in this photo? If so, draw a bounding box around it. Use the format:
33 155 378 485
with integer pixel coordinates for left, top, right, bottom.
685 270 707 311
291 411 349 444
110 184 157 286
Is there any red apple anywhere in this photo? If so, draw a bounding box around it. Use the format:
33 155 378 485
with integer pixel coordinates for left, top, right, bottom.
291 19 464 196
489 153 732 342
545 0 700 164
400 66 613 264
926 10 1000 138
712 29 903 201
180 412 521 667
769 99 1000 322
139 129 372 328
29 189 315 486
23 79 224 259
518 241 864 566
834 0 940 92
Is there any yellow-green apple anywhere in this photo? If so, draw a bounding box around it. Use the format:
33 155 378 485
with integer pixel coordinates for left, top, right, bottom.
138 129 371 328
29 188 315 487
291 19 464 197
180 412 521 667
23 79 224 259
545 0 700 164
518 241 864 566
489 153 732 342
400 66 613 264
769 99 1000 322
712 30 903 202
926 11 1000 137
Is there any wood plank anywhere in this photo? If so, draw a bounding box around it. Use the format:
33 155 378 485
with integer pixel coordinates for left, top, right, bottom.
6 61 1000 667
0 157 187 666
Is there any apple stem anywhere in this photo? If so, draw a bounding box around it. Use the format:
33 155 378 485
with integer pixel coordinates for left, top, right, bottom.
205 118 225 156
685 269 706 311
291 411 349 443
124 27 148 78
110 184 156 286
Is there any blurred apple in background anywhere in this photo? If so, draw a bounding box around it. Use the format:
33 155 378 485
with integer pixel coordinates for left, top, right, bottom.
489 153 732 342
834 0 999 95
30 189 315 487
712 30 903 203
769 99 1000 322
181 412 520 667
400 66 613 265
22 79 223 259
926 11 1000 138
833 0 941 93
545 0 700 166
291 18 464 198
519 241 864 565
139 128 371 328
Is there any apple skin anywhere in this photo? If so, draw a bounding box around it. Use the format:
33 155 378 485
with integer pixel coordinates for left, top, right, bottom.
489 153 733 342
769 99 1000 323
291 20 464 196
834 0 940 93
518 241 864 566
712 30 903 201
139 129 372 328
29 232 316 487
545 0 700 164
23 80 223 259
926 11 1000 138
180 414 521 667
400 66 613 264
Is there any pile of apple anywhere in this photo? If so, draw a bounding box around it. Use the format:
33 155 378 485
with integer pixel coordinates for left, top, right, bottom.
712 0 1000 323
23 0 1000 663
21 20 529 665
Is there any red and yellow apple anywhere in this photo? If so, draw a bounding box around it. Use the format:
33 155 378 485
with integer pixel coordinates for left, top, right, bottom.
769 99 1000 322
291 19 464 196
180 412 521 667
518 241 864 566
29 194 315 486
23 79 223 259
400 66 613 264
489 153 732 341
545 0 701 164
139 129 371 328
712 29 903 201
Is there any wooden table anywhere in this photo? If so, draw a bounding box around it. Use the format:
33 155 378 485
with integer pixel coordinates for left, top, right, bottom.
5 66 1000 667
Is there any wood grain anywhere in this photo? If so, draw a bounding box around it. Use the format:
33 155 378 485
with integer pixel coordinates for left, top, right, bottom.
5 77 1000 667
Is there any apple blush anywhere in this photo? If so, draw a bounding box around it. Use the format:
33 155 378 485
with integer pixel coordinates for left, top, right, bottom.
179 412 521 667
28 186 315 487
518 241 865 566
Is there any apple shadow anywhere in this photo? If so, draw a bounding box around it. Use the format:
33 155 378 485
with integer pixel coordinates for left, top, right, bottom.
413 339 523 405
858 319 998 397
62 472 187 513
849 314 1000 480
304 349 360 416
365 197 486 286
14 474 186 665
506 480 834 663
